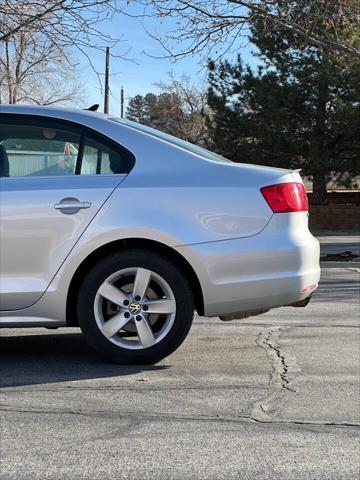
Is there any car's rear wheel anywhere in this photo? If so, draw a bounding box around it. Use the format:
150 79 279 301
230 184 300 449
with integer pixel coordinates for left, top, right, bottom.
77 250 194 364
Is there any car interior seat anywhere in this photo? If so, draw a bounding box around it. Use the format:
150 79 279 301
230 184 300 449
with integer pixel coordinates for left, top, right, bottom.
0 144 10 177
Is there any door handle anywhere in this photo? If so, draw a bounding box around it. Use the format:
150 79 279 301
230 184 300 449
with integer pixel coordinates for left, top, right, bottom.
54 201 91 210
54 198 91 214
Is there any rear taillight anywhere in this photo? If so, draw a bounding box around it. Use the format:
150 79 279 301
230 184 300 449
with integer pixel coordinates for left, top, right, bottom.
260 182 308 213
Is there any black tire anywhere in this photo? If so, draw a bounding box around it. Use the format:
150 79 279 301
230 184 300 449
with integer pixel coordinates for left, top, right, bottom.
77 249 194 364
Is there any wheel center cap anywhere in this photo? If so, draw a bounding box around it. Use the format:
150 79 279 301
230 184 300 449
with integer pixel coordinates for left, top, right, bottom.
129 302 141 314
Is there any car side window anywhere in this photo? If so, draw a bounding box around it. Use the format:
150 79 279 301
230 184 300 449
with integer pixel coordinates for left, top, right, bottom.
80 133 132 175
0 120 81 178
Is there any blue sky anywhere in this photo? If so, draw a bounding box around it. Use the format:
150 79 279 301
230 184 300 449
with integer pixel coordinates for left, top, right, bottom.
80 6 257 114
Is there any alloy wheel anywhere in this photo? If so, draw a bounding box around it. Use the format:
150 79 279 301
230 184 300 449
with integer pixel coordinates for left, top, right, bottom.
94 267 176 350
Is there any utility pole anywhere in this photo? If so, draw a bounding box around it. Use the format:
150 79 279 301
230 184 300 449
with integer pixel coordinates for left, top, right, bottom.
104 47 110 114
120 86 124 118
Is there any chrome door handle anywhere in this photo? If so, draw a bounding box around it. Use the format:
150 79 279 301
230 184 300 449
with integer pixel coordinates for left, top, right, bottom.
54 201 91 210
54 198 91 214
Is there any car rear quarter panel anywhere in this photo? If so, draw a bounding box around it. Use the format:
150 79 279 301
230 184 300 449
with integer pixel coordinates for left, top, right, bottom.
95 127 297 245
175 212 321 316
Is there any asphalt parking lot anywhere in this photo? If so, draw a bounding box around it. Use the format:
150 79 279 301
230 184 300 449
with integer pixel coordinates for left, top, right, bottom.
0 261 359 480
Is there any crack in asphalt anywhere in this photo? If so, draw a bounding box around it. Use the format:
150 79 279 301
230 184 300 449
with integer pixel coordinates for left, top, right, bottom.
0 384 265 393
194 322 360 328
252 327 300 422
262 328 297 393
0 405 359 429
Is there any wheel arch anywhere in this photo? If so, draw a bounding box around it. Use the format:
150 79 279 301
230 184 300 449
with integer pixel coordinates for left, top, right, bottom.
66 238 204 326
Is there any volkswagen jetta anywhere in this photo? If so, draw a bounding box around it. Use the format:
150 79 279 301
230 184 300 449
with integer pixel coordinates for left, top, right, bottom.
0 105 320 363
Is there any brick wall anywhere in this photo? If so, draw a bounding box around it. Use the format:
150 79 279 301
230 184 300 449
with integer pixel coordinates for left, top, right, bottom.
309 205 360 232
307 191 360 205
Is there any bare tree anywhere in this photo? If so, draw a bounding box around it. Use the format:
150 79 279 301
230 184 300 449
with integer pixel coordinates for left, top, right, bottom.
0 27 85 105
126 73 207 144
156 73 207 145
0 1 132 67
2 2 358 71
137 0 360 59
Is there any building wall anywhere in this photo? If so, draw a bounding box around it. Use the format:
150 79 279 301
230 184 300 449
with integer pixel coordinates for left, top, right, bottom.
309 204 360 233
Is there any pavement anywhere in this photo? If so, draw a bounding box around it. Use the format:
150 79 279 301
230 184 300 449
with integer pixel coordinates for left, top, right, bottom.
0 257 359 479
317 234 360 257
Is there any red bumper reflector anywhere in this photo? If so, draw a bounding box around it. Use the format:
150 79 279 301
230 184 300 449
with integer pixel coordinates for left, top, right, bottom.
301 283 318 293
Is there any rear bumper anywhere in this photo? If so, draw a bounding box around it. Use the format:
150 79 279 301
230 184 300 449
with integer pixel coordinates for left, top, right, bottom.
176 212 321 317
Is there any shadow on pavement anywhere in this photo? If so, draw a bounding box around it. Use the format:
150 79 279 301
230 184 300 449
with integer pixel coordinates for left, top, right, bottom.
0 332 169 388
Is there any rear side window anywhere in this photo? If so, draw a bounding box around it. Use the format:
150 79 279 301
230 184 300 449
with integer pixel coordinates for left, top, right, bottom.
0 117 135 178
81 133 132 175
0 121 81 177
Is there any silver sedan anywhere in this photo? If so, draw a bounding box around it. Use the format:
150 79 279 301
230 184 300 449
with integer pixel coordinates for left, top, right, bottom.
0 105 320 363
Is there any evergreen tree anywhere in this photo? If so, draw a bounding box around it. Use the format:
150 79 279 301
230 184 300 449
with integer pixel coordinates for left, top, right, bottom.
207 1 360 204
126 95 147 123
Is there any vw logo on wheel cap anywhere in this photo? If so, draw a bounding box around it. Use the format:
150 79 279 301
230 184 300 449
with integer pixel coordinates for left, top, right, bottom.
129 302 141 314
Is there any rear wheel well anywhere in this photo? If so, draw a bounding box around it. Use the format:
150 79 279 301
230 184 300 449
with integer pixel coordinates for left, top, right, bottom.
66 238 204 326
